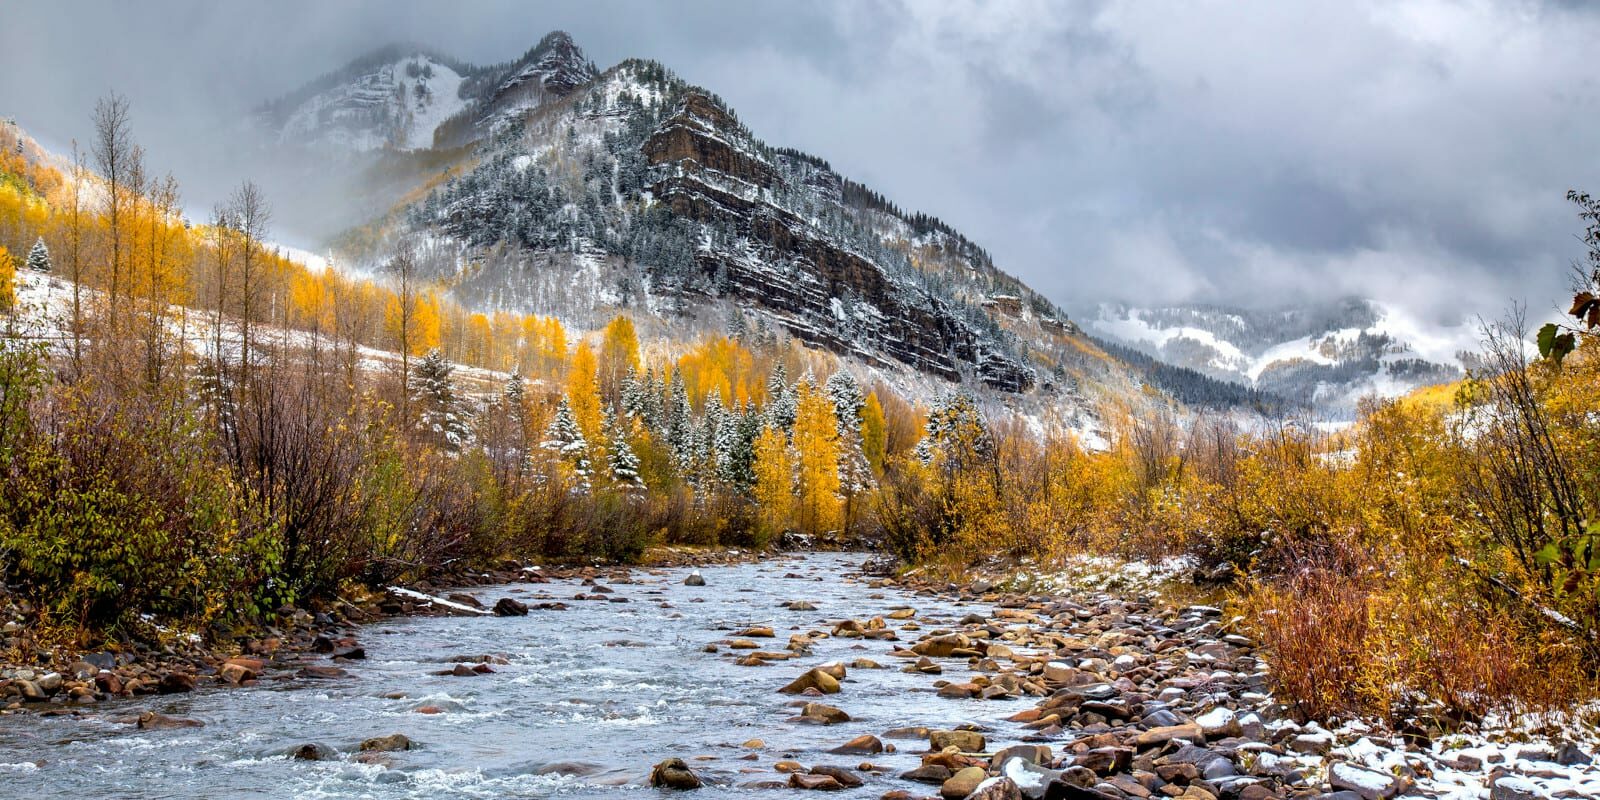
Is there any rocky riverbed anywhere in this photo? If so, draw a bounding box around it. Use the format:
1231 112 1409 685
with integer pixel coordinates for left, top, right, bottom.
0 552 1595 799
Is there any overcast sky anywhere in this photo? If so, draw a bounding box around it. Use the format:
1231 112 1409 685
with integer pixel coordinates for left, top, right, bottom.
3 0 1597 321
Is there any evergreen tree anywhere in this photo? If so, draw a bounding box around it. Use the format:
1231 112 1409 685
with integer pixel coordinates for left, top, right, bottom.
718 404 761 491
542 396 591 491
410 348 472 451
667 369 693 469
766 364 797 432
824 370 865 434
25 237 50 274
605 409 646 491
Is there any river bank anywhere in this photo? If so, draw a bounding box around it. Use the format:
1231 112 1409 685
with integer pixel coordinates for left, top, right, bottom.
0 552 1595 799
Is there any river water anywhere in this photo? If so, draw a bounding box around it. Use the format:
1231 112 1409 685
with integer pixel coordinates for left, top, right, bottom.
0 553 1044 798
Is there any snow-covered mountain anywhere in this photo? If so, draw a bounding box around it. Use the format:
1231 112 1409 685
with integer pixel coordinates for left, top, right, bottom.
257 30 1271 437
257 32 598 152
1088 299 1473 416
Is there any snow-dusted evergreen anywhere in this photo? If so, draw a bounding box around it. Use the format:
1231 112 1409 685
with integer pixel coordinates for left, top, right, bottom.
542 397 591 491
25 237 50 274
604 410 646 491
410 348 472 451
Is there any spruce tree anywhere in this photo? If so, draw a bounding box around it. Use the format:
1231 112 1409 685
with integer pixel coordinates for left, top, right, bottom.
543 397 591 491
410 349 472 451
25 237 50 274
605 409 646 491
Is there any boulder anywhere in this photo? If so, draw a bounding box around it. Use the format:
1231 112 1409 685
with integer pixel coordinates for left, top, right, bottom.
493 598 529 616
137 711 204 730
683 572 706 587
359 733 413 752
1132 723 1203 748
650 758 703 789
779 668 840 695
930 730 986 753
831 734 883 755
809 765 863 788
290 743 335 761
789 773 844 790
157 672 196 694
942 766 989 799
1329 762 1402 800
800 702 851 724
969 777 1026 800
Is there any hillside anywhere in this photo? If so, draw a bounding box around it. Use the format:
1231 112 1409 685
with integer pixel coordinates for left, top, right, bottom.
256 33 1270 435
1088 298 1469 417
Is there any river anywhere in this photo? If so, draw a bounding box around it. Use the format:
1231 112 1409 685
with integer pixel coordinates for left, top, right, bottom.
0 553 1040 798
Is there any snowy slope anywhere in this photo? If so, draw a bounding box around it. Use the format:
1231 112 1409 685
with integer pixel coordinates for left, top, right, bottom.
276 53 466 152
1089 299 1472 416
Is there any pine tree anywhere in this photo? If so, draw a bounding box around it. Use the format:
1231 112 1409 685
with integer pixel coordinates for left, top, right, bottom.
543 396 591 491
410 348 472 451
26 237 50 274
605 409 646 491
766 365 797 432
824 370 865 433
718 404 761 491
667 369 693 471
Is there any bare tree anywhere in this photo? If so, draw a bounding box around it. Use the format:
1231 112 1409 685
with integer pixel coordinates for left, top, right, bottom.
226 181 270 387
91 92 142 334
390 238 419 425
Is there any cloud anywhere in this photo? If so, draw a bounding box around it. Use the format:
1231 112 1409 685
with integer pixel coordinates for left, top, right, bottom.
2 0 1595 322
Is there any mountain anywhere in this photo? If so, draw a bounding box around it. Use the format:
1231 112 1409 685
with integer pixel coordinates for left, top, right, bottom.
258 32 1266 428
256 32 598 152
1087 298 1471 416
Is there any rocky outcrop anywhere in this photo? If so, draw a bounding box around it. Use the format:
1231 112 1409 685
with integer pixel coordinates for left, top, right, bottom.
644 93 1034 392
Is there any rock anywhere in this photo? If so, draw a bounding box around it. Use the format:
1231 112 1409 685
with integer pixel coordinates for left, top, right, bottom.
969 777 1026 800
157 672 196 694
942 766 989 799
787 601 818 611
990 745 1052 768
15 680 45 702
650 758 703 789
359 733 413 752
298 665 348 679
137 711 204 730
999 757 1063 799
801 702 851 724
809 765 863 788
493 598 529 616
914 634 972 658
1195 707 1241 740
1073 748 1132 776
779 668 840 694
1488 777 1545 800
831 734 883 755
1132 723 1203 748
219 662 256 684
684 572 706 587
789 773 845 790
1328 762 1401 800
739 626 776 638
331 646 366 661
1554 742 1592 766
902 764 954 784
1042 662 1078 683
930 730 985 753
290 743 335 761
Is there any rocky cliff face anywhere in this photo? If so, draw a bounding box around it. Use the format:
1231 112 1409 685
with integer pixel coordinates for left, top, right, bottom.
642 92 1033 390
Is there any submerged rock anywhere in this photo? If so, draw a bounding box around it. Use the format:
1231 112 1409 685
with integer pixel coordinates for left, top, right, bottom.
650 757 703 789
359 733 413 752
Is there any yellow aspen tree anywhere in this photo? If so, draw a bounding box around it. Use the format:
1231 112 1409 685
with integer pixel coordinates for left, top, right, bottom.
752 425 795 540
600 314 642 395
792 382 843 535
0 245 14 311
567 341 604 446
861 392 887 473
